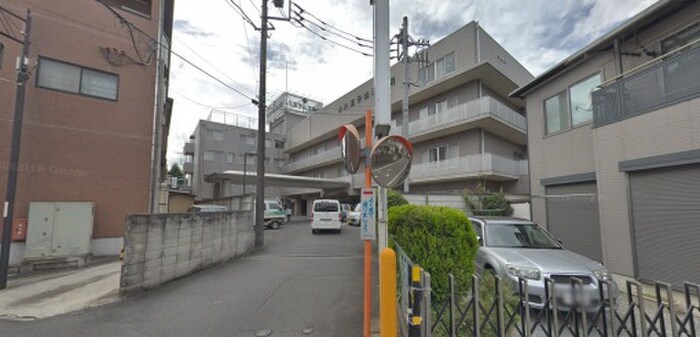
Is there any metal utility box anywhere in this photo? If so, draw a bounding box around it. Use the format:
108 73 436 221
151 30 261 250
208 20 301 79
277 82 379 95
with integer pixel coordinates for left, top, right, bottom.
25 202 94 259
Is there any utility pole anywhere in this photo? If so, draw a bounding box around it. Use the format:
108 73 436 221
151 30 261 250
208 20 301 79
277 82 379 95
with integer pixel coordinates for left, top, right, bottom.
255 0 269 248
254 0 287 248
396 16 429 193
0 9 31 290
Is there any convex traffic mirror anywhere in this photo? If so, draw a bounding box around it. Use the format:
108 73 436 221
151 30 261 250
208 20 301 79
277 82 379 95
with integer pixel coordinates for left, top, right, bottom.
370 135 413 188
338 124 362 174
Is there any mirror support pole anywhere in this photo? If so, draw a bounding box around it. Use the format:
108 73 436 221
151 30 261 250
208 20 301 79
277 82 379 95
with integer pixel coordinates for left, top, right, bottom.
363 109 373 337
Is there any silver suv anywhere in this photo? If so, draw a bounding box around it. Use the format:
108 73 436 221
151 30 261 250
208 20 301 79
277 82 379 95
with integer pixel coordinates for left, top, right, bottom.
469 217 618 310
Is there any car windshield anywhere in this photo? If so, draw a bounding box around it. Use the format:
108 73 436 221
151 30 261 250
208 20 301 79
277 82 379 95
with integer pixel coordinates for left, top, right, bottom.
485 223 561 249
268 203 282 210
314 202 338 212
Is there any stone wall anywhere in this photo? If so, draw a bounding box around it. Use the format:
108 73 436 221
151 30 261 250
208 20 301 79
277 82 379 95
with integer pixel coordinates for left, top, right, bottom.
120 211 254 293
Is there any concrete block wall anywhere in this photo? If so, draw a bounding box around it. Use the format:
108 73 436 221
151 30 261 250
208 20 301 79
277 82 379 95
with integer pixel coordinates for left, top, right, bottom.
120 211 254 293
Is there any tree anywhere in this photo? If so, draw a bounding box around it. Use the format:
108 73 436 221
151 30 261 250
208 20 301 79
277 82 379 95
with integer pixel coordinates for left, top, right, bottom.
387 189 408 208
463 182 513 216
168 163 184 178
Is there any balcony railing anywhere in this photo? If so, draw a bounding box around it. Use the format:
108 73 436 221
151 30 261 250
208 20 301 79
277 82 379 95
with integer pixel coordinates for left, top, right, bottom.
183 142 194 154
593 45 700 127
408 96 527 137
409 153 527 182
183 162 194 174
284 147 341 173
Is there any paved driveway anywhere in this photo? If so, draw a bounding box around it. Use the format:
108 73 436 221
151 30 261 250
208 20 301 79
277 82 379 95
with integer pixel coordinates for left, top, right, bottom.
0 220 365 337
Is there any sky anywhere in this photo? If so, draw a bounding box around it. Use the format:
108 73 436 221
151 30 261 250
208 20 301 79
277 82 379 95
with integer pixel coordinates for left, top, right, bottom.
166 0 657 166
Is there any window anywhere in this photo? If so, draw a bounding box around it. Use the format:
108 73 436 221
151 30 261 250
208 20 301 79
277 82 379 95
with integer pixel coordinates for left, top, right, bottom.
206 129 224 141
427 104 436 116
445 52 455 74
274 140 284 149
103 0 152 17
37 58 118 100
239 134 255 146
226 153 235 163
420 52 456 84
544 91 568 135
661 22 700 54
569 74 601 126
203 151 215 161
429 145 449 162
447 96 458 109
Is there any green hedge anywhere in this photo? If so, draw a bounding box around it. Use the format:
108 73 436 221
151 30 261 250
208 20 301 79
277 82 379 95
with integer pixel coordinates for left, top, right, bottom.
388 204 478 300
387 189 408 208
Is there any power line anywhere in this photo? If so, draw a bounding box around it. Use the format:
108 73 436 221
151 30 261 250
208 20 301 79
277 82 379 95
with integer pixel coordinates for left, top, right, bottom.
225 0 258 29
239 0 259 89
293 18 372 57
95 0 258 103
293 11 372 49
292 3 371 43
169 88 254 111
172 34 245 89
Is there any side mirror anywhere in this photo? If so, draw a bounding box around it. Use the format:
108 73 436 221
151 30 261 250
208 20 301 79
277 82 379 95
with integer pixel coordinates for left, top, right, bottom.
476 235 483 246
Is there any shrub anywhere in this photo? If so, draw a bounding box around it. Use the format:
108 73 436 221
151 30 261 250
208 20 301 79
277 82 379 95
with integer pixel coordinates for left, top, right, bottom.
463 185 513 216
388 204 478 300
387 189 408 208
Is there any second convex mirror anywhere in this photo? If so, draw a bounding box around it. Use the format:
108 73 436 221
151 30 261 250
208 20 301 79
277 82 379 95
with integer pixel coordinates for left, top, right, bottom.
339 124 362 174
370 135 413 188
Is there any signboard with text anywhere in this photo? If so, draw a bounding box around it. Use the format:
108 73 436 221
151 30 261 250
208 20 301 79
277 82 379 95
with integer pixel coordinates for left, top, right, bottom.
360 188 376 241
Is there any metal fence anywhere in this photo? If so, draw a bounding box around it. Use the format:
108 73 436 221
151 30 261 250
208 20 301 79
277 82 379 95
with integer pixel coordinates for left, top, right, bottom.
395 245 700 337
592 45 700 127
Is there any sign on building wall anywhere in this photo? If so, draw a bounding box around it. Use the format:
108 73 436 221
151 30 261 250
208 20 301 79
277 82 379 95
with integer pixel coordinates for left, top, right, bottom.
361 188 376 241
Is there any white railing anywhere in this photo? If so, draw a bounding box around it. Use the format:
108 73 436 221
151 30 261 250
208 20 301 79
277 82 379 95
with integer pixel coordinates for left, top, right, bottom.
408 96 526 137
409 153 526 182
284 147 341 173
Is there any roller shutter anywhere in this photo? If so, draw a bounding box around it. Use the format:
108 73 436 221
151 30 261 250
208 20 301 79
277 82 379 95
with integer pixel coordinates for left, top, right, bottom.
629 164 700 285
545 182 603 262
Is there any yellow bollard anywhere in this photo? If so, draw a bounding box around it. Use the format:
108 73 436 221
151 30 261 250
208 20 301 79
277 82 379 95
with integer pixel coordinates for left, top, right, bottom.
380 247 397 337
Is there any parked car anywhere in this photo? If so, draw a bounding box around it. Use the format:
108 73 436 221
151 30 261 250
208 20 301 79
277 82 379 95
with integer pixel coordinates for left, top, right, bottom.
469 216 618 310
187 204 228 213
311 199 342 234
340 203 352 222
264 200 287 230
347 203 362 226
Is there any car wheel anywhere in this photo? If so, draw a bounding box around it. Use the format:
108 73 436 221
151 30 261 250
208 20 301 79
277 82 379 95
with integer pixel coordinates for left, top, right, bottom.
270 221 280 230
312 229 317 234
336 229 341 234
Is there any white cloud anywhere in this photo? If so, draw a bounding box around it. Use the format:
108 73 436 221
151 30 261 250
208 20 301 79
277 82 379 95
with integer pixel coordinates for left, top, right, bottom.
166 0 658 165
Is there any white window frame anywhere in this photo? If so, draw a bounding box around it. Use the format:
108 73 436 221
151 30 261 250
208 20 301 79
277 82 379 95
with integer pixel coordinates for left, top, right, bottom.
428 145 449 163
37 57 119 101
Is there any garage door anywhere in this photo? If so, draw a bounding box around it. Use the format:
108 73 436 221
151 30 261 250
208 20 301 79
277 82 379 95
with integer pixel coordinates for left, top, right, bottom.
546 182 603 262
629 164 700 285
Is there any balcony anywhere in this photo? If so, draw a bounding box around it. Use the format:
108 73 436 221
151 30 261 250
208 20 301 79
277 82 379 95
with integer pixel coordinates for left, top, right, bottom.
184 142 195 155
409 153 528 184
183 162 194 174
284 147 341 174
404 96 527 145
593 45 700 127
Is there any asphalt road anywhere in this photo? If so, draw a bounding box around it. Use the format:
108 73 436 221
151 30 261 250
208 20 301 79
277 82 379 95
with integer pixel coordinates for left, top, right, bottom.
0 220 365 337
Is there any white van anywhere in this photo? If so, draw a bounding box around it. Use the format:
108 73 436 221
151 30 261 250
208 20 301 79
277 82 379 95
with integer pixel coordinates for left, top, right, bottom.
311 199 342 234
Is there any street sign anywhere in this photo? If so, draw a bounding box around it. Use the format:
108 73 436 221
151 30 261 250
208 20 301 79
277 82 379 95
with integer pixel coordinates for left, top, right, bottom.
361 187 376 241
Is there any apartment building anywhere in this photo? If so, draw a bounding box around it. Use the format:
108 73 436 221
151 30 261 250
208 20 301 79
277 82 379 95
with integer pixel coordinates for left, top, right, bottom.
511 0 700 285
183 117 286 201
283 22 534 215
0 0 173 263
